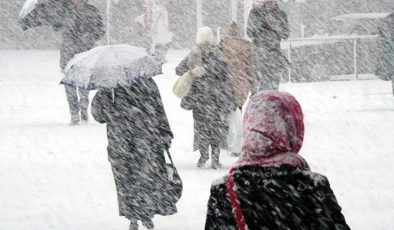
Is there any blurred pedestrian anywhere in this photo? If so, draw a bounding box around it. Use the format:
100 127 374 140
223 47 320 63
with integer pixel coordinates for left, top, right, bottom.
135 0 173 64
57 0 105 125
376 12 394 96
91 78 175 230
205 91 350 230
220 22 257 157
247 0 289 91
177 27 236 169
220 22 257 110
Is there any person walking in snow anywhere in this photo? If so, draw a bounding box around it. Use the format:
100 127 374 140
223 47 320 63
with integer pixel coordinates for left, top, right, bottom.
205 91 351 230
219 22 257 157
56 0 105 125
220 22 257 110
91 78 176 230
135 0 173 64
247 0 289 91
177 27 236 169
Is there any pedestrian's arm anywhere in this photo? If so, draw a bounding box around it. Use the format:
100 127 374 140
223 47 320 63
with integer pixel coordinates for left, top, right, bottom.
149 79 174 146
246 46 258 95
280 12 290 40
91 91 110 124
276 11 290 40
214 55 236 113
180 81 198 111
246 10 259 39
175 54 191 76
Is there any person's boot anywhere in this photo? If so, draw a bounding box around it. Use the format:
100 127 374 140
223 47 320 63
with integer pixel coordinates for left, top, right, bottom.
69 115 80 126
141 218 154 229
129 219 138 230
211 160 222 169
197 147 209 168
197 156 209 168
80 110 89 123
211 150 222 169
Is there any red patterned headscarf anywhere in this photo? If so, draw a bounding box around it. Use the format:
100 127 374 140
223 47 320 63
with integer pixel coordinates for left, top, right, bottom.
237 91 308 170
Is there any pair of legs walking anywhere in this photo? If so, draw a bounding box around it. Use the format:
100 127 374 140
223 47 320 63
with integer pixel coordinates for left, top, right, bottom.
198 138 221 169
129 218 153 230
65 85 89 125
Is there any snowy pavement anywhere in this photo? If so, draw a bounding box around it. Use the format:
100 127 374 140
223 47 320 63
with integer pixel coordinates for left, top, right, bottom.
0 50 394 230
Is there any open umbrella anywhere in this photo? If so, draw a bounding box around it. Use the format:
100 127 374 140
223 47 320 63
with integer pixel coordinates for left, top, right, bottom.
60 45 162 90
18 0 66 30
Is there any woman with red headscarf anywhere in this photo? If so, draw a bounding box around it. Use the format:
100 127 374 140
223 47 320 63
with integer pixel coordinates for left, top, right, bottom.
204 91 350 230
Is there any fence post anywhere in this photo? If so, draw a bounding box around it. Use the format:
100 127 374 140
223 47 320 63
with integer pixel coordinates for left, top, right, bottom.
197 0 203 28
217 27 222 44
106 0 111 45
353 38 358 80
288 41 292 83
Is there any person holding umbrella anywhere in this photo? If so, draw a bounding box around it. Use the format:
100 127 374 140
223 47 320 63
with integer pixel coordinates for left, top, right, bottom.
62 45 180 230
91 78 175 230
57 0 105 125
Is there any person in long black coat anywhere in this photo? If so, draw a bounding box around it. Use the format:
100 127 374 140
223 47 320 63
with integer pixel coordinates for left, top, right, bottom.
177 27 236 169
247 0 289 91
91 77 175 230
57 0 105 124
205 91 350 230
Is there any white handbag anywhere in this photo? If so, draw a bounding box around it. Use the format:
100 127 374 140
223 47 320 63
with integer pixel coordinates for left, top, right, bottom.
172 71 193 98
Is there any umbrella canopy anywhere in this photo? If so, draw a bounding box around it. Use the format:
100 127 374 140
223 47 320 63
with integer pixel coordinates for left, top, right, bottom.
61 45 163 90
19 0 66 30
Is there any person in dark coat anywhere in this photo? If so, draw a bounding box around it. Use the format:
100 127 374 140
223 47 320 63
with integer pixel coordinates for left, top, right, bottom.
177 27 236 169
376 12 394 96
91 77 175 230
57 0 105 125
205 91 350 230
247 0 289 91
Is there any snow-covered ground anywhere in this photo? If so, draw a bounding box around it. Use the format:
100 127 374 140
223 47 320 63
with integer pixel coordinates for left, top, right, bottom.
0 50 393 230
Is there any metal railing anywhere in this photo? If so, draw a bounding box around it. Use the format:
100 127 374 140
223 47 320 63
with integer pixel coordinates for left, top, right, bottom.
286 35 379 82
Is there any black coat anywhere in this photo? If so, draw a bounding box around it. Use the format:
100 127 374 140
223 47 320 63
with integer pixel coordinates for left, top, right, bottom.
205 165 350 230
247 6 289 50
57 3 105 70
178 46 236 150
91 78 175 220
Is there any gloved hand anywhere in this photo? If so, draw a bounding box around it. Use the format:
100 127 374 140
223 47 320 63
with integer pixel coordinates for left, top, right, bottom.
190 67 205 78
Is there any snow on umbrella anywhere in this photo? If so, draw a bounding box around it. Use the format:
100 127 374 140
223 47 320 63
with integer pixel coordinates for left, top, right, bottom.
19 0 66 30
61 45 162 90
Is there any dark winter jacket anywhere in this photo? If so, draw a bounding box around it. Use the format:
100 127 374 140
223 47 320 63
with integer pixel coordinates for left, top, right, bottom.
178 45 236 150
91 78 175 220
205 165 351 230
57 2 105 70
247 6 289 50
